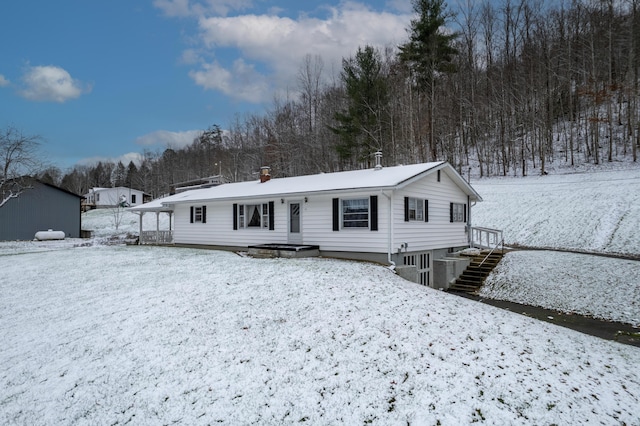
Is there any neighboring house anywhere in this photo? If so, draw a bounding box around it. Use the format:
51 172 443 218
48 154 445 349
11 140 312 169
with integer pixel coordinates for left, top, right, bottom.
0 179 82 241
131 160 486 287
83 187 148 210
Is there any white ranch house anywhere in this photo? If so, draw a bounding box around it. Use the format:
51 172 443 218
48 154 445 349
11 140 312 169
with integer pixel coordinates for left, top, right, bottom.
130 161 499 287
83 187 147 210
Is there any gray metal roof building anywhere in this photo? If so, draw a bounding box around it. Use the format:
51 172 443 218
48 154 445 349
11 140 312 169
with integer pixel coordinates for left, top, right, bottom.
0 180 82 241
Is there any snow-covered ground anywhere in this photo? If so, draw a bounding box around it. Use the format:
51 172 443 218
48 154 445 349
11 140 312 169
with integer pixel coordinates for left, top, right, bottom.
472 163 640 255
480 250 640 326
471 163 640 325
1 244 639 425
1 166 640 425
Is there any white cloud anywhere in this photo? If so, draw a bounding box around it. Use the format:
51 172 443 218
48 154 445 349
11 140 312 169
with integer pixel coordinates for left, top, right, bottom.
0 74 9 87
19 65 91 103
189 59 269 103
134 129 203 149
187 3 411 103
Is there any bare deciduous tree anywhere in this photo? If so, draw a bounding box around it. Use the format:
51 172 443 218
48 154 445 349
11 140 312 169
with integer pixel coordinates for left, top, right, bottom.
0 126 43 207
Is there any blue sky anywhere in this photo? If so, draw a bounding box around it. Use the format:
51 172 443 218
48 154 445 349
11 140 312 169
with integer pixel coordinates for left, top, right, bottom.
0 0 413 170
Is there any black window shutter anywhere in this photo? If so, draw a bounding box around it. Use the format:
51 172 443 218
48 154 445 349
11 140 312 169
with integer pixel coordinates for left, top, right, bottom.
370 195 378 231
404 197 409 222
190 206 194 223
464 204 467 223
233 204 238 230
332 198 339 231
268 201 275 230
425 199 429 222
449 202 453 223
202 206 207 223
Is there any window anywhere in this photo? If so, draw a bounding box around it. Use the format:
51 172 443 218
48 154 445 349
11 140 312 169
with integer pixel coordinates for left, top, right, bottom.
131 194 137 204
245 203 269 228
342 198 369 228
190 206 207 223
404 197 428 222
234 202 274 230
96 193 100 202
451 203 466 223
194 207 204 222
407 197 423 221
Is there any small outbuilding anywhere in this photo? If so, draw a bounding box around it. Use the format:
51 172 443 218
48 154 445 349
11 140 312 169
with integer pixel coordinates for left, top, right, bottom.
130 160 491 287
0 179 82 241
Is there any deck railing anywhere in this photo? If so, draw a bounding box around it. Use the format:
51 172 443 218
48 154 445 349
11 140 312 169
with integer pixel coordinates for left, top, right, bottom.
470 226 504 267
140 230 173 245
470 226 503 250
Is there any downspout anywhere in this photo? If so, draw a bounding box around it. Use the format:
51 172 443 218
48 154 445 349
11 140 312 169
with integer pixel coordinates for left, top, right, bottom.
382 190 395 270
468 195 476 245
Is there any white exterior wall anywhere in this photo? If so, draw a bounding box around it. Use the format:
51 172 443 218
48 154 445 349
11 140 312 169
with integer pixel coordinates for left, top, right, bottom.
171 170 471 254
172 192 391 253
173 198 288 247
393 169 469 252
300 191 390 253
90 187 145 207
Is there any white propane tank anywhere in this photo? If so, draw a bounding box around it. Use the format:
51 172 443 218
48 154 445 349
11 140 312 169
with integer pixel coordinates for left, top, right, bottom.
34 229 66 241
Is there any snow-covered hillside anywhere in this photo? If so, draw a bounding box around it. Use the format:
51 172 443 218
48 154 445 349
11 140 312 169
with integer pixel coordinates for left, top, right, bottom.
472 163 640 255
470 163 640 324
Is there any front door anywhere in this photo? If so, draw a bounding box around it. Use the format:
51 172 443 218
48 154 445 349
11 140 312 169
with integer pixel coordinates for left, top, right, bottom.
288 201 302 244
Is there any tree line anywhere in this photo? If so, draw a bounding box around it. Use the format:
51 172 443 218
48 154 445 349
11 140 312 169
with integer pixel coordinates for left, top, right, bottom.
16 0 640 199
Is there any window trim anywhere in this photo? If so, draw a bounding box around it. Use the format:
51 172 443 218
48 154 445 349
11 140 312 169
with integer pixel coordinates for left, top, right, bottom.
233 202 274 230
450 202 466 223
342 198 370 229
190 205 207 223
404 197 429 222
332 196 378 231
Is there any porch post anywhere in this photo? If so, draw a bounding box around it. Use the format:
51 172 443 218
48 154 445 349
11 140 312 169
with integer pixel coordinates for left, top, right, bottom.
156 212 160 243
138 212 144 245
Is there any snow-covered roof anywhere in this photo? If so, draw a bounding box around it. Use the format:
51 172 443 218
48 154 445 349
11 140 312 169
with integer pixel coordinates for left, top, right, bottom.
130 162 481 211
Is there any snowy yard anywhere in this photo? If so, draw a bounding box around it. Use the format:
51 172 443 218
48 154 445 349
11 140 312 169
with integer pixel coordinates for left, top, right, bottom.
1 243 639 425
2 165 640 424
480 250 640 327
471 164 640 326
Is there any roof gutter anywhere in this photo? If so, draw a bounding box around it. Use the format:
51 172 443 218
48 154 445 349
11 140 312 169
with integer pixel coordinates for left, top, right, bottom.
162 185 400 207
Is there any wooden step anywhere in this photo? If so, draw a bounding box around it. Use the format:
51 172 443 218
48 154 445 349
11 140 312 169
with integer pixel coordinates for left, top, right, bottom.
450 250 505 294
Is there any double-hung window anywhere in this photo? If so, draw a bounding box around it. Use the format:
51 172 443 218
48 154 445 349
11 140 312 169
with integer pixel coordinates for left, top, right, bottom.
342 198 369 228
234 202 274 230
194 207 204 222
450 203 466 222
404 197 428 222
245 203 269 228
190 205 207 223
407 197 424 221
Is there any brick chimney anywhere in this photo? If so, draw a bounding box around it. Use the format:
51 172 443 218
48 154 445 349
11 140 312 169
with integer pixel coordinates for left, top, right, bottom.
260 166 271 183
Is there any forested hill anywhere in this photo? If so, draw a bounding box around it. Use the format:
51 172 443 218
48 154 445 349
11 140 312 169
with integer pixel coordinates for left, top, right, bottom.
52 0 639 198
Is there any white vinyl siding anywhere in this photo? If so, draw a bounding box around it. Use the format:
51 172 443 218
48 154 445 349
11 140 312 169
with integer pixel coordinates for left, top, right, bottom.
171 167 472 254
393 168 469 251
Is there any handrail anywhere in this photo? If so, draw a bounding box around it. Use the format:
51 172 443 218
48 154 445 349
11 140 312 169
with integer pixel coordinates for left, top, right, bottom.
478 237 504 268
469 226 504 268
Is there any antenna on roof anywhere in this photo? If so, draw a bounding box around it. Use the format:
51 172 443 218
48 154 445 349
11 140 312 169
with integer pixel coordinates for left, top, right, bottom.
374 151 383 170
